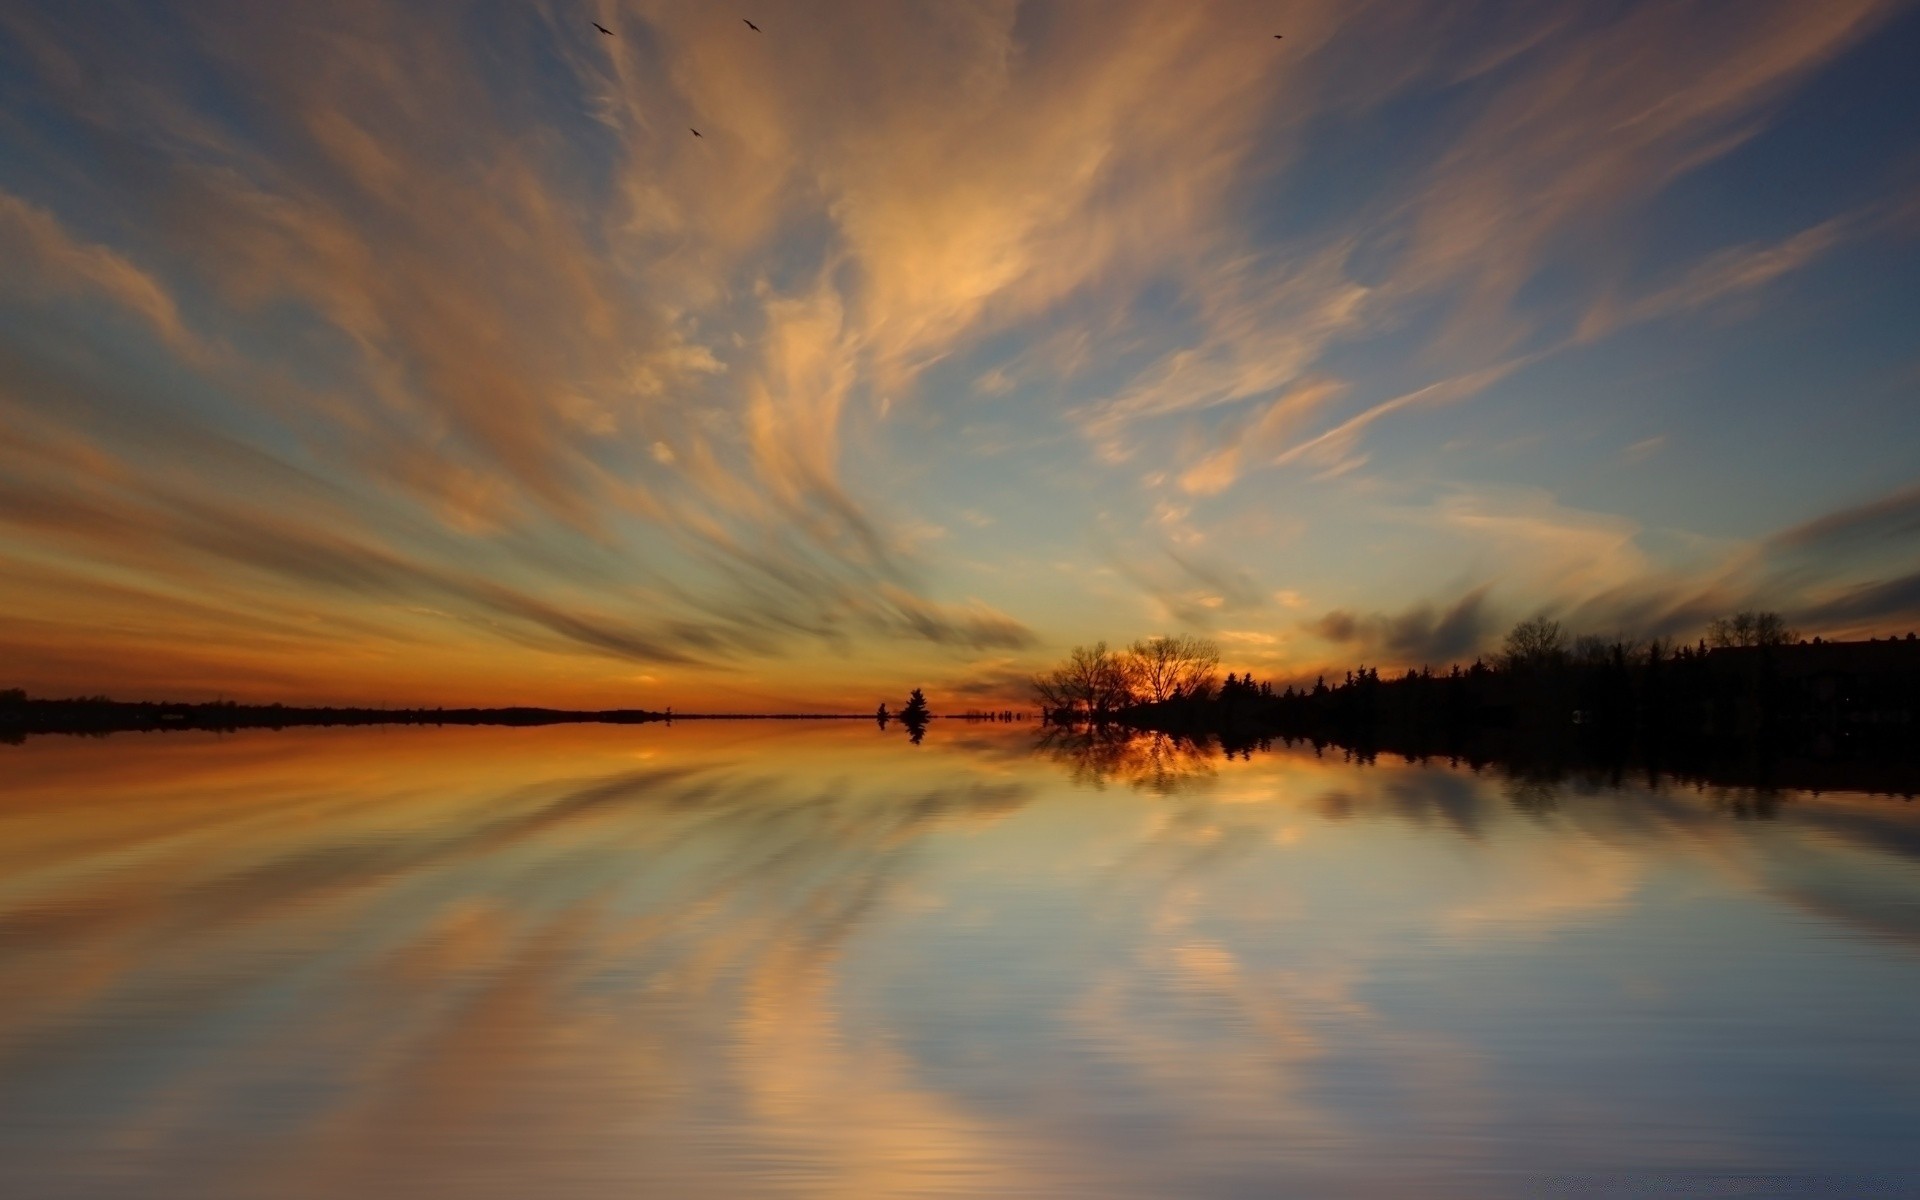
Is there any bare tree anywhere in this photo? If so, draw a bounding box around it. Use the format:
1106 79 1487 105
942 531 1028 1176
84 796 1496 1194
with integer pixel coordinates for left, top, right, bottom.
1573 634 1611 667
1707 610 1795 648
1030 668 1075 717
1502 616 1567 670
1031 642 1136 719
1125 634 1221 703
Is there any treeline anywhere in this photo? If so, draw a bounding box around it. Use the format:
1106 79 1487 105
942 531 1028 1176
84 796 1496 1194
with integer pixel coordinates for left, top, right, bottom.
1032 616 1920 763
0 690 667 740
1031 634 1223 719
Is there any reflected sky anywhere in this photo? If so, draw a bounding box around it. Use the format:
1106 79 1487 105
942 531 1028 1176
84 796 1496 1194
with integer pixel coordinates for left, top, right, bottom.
4 723 1920 1197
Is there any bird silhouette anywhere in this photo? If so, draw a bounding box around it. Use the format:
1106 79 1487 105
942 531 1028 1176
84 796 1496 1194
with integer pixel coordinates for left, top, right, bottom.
743 18 760 32
689 127 703 137
594 22 613 36
1274 34 1284 39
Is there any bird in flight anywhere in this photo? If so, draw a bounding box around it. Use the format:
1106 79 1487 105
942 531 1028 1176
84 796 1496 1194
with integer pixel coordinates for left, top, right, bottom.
594 22 613 36
743 18 760 32
1274 34 1284 39
689 127 703 137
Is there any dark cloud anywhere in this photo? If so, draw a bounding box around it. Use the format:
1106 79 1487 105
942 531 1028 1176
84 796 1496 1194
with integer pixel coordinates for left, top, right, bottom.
1797 570 1920 627
880 590 1037 651
1308 586 1493 666
941 662 1044 702
1769 481 1920 553
1313 610 1359 643
1562 582 1731 643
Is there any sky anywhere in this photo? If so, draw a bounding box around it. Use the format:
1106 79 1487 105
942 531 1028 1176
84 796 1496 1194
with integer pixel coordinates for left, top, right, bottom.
1 0 1918 711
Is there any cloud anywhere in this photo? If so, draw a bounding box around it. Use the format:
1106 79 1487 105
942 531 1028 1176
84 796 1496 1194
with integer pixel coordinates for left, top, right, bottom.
1077 249 1370 455
1620 435 1668 465
971 367 1014 396
939 658 1045 703
1380 0 1893 330
1165 1 1894 482
1111 546 1269 629
872 586 1036 651
0 0 1912 702
1176 377 1348 496
1308 586 1495 666
1768 480 1920 553
0 191 196 351
1580 218 1855 340
1220 630 1279 646
0 459 717 667
1797 570 1920 629
1416 479 1920 645
1270 360 1535 478
0 0 1095 692
1419 486 1655 599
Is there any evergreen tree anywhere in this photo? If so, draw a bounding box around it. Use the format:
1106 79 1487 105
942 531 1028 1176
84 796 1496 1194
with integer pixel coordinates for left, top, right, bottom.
901 688 930 725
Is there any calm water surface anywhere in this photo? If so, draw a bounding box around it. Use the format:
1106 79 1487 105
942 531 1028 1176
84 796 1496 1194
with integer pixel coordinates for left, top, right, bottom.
4 722 1919 1197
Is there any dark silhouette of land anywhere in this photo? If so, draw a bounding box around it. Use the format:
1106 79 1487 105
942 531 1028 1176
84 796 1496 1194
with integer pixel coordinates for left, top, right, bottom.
0 692 955 742
1034 722 1919 807
0 685 998 743
1031 621 1920 795
0 691 673 741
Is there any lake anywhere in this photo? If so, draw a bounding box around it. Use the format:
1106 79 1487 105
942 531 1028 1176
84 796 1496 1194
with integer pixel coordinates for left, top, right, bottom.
3 722 1919 1198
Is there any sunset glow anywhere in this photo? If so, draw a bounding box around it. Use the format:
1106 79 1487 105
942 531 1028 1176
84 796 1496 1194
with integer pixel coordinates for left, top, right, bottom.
3 1 1917 709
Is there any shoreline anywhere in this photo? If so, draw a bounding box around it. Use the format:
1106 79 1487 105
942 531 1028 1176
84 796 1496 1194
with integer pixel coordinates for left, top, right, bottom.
0 697 915 740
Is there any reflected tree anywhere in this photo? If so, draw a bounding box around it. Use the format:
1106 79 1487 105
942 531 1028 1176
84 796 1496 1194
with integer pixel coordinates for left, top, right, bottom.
1033 726 1220 794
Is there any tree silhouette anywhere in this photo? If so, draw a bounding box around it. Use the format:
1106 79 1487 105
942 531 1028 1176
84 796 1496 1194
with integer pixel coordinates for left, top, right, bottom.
875 701 890 728
1030 642 1135 721
1708 610 1795 648
900 688 930 739
1006 611 1919 777
901 688 929 722
1502 616 1567 670
1126 634 1221 703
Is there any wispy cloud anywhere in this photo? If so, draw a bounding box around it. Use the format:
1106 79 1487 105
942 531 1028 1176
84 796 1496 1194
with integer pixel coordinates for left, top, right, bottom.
1619 435 1669 465
1768 480 1920 553
1580 218 1856 340
0 0 1912 701
0 191 198 352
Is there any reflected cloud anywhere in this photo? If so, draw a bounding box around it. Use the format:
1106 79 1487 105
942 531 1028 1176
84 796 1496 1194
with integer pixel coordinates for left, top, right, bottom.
5 724 1920 1193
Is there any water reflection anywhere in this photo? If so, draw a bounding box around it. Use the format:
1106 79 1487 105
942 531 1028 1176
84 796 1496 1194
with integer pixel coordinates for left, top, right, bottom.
1032 726 1219 794
3 723 1919 1197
